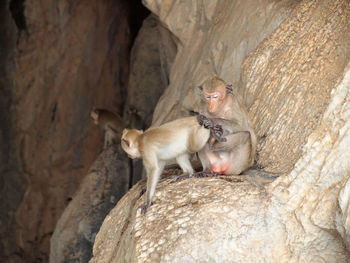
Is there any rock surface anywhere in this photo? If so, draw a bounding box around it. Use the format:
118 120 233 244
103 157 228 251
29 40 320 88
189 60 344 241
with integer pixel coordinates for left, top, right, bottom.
1 0 137 262
90 0 350 262
50 145 129 263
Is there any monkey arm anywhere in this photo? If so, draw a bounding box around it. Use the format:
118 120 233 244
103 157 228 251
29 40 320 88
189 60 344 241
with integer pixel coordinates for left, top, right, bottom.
210 131 250 152
210 118 248 134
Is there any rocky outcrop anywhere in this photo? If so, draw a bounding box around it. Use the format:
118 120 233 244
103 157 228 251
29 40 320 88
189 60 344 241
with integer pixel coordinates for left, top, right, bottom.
50 145 130 263
90 0 350 262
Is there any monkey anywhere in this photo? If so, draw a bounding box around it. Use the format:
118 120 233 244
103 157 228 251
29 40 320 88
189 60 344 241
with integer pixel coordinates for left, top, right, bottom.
90 109 124 149
196 75 257 175
121 115 211 214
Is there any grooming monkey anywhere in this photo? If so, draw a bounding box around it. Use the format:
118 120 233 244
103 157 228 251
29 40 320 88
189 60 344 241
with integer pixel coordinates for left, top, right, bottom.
197 76 256 175
121 115 212 214
90 109 124 149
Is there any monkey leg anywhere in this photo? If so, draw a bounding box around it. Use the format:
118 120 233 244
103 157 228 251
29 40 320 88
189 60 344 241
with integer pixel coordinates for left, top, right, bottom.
141 158 165 214
198 145 232 174
176 153 194 175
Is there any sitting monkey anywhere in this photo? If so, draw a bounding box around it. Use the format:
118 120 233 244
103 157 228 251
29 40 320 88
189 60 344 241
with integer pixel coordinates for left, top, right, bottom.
196 76 256 175
90 108 124 149
121 115 212 214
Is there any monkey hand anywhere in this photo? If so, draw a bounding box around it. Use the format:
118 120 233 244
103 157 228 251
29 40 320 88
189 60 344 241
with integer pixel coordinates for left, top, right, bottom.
197 114 213 129
211 124 227 143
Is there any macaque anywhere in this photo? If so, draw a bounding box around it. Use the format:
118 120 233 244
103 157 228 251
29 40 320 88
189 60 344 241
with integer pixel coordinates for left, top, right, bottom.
90 109 124 149
197 76 256 175
121 116 210 213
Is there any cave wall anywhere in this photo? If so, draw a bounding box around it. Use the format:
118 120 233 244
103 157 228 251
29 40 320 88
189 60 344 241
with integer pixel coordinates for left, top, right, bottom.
0 0 147 262
49 13 177 263
89 0 350 262
0 1 27 261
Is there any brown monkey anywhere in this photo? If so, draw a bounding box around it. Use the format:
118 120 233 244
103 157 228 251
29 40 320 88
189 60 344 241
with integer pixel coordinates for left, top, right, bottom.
90 109 124 149
121 116 210 213
197 76 256 175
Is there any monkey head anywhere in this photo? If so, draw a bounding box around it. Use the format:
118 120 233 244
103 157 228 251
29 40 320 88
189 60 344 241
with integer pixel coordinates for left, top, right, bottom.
90 109 100 125
121 129 142 159
201 76 227 114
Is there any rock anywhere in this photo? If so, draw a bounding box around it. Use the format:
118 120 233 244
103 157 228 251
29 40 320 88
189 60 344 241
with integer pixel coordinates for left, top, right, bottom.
150 0 297 125
124 14 177 130
90 0 350 262
7 0 135 261
241 0 350 173
50 145 130 263
49 10 176 263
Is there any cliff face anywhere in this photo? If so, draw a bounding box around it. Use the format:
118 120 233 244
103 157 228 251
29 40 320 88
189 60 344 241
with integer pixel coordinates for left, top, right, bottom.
2 0 350 262
0 0 146 262
90 0 350 262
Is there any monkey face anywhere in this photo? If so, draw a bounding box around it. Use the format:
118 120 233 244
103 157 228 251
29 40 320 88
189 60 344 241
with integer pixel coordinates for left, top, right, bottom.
204 86 226 113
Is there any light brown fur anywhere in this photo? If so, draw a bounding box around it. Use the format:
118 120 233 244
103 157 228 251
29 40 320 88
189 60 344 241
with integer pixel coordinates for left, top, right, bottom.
121 116 210 213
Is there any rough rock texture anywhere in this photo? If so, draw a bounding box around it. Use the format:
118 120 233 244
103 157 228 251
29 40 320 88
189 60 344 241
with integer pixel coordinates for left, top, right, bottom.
90 0 350 262
1 0 137 262
241 0 350 173
50 145 129 263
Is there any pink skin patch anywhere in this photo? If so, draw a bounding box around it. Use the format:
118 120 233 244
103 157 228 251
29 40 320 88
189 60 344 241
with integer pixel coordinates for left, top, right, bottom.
210 162 230 174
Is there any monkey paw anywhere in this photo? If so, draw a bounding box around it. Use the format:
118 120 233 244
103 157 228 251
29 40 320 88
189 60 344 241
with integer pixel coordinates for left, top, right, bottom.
197 114 212 129
212 124 227 142
140 204 149 214
140 202 153 214
193 169 218 178
171 174 191 183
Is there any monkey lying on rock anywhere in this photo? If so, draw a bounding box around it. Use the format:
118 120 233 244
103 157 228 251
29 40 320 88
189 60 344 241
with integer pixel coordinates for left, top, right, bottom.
121 115 223 214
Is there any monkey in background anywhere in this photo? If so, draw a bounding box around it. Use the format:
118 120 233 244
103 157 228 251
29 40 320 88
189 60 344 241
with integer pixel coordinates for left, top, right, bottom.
121 115 213 214
90 109 124 149
196 76 256 175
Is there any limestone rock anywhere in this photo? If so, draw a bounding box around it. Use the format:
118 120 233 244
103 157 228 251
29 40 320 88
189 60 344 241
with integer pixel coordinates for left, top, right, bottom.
241 0 350 173
90 0 350 262
50 145 129 263
150 0 296 125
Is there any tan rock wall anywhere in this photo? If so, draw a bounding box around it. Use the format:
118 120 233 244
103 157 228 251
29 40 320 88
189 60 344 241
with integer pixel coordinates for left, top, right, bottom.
90 0 350 262
241 0 350 173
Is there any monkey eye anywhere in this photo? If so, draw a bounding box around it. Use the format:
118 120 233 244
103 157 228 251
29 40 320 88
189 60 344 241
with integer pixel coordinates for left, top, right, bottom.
212 94 219 99
122 139 130 147
204 94 211 99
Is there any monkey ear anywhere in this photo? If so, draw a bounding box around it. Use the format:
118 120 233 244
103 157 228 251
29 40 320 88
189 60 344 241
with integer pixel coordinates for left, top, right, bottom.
197 86 203 91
